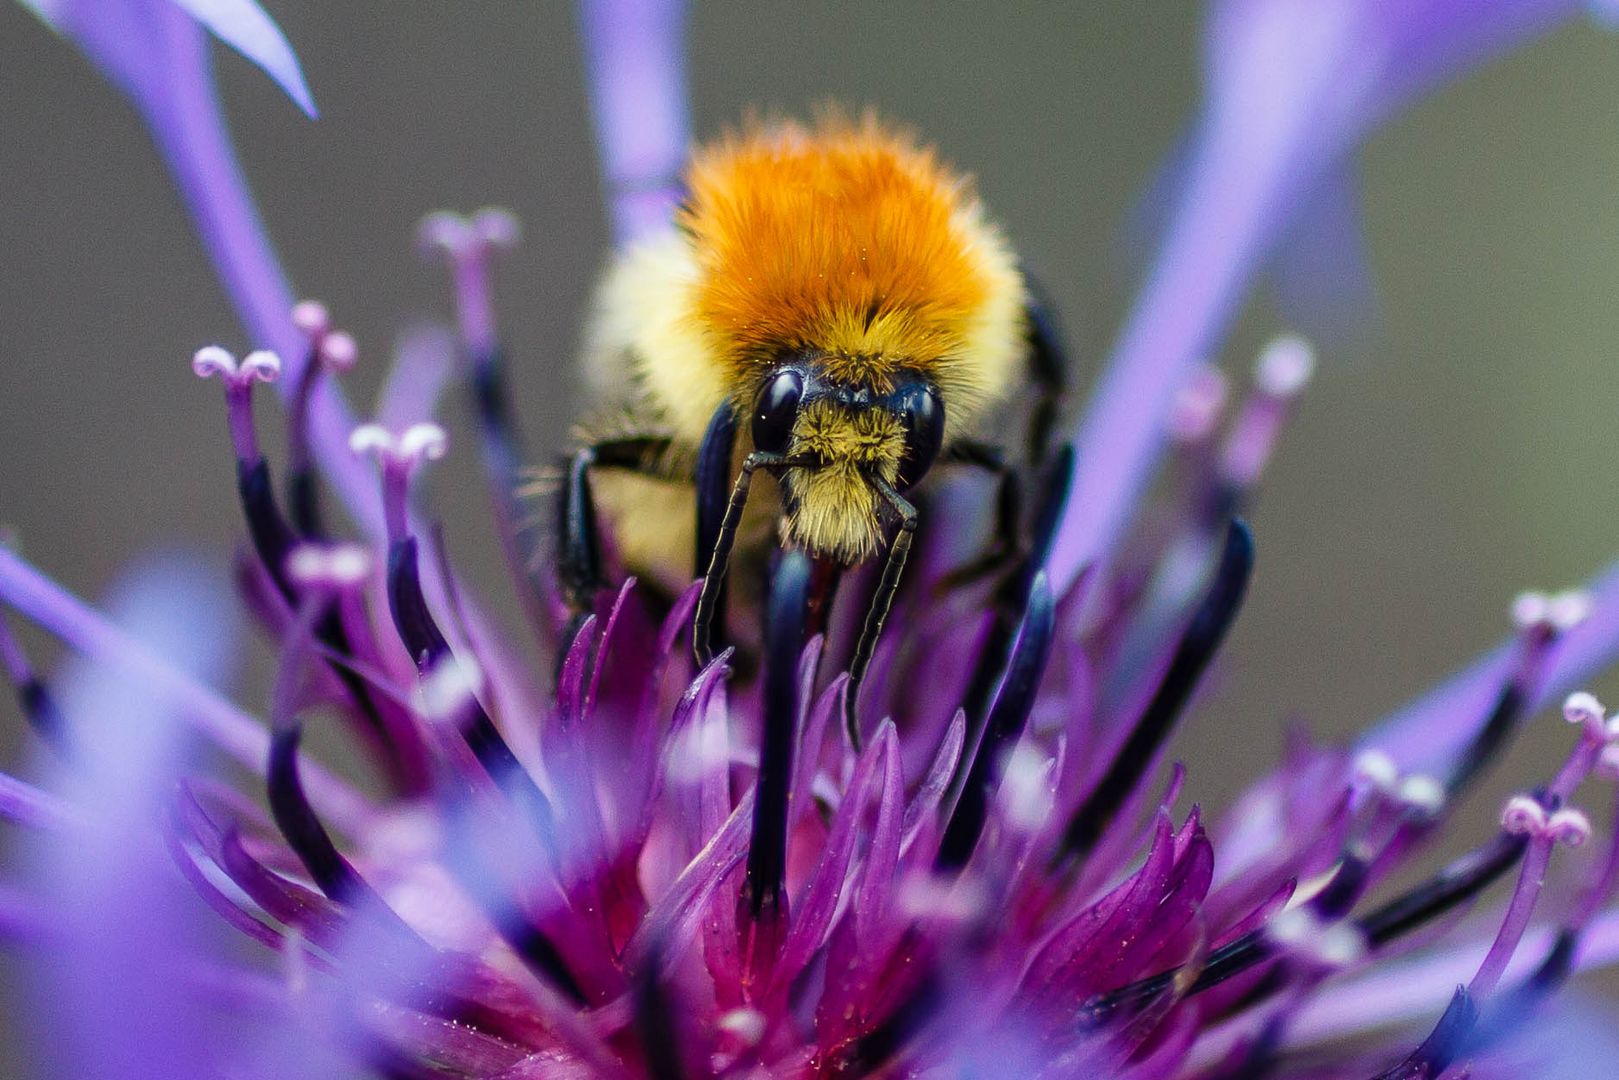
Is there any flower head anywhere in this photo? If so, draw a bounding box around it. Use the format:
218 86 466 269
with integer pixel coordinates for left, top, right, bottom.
6 3 1619 1079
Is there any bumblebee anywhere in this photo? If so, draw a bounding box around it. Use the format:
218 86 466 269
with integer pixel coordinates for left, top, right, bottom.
558 113 1066 735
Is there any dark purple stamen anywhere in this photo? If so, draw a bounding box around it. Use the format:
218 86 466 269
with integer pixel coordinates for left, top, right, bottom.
632 939 686 1080
238 457 301 589
238 456 418 790
844 964 942 1073
937 573 1056 870
1445 682 1526 799
267 726 365 902
1309 852 1371 920
1056 517 1253 868
1358 831 1529 949
1367 985 1476 1080
952 446 1074 793
15 679 64 747
693 404 739 649
385 535 558 841
467 346 550 620
0 612 66 749
744 547 814 920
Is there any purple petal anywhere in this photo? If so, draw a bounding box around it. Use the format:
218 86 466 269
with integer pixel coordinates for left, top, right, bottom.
579 0 690 244
18 557 292 1078
34 0 380 531
0 545 373 832
166 0 316 117
1047 0 1586 595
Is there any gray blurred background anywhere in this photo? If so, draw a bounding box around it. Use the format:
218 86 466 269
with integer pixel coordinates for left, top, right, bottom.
2 0 1619 1056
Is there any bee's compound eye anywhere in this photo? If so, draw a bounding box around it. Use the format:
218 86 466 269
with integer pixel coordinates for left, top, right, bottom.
895 383 944 491
752 369 804 454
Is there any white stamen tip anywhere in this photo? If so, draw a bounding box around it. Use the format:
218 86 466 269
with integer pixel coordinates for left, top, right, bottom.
417 210 473 258
240 351 282 383
349 424 394 457
1596 744 1619 781
1548 590 1592 632
716 1008 766 1046
1547 807 1593 847
899 875 985 923
191 345 237 379
1501 794 1547 835
291 300 330 336
1563 691 1606 738
1001 744 1053 832
321 331 358 371
1511 591 1551 631
1396 774 1446 816
1268 907 1315 946
286 543 372 589
419 657 484 724
473 207 522 250
1269 908 1362 966
1255 335 1316 398
1352 749 1398 792
400 423 448 462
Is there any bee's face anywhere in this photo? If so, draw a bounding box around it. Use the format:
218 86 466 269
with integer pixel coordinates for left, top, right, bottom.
747 358 944 563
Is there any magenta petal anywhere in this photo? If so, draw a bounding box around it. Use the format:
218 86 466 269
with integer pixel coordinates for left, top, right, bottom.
773 722 895 991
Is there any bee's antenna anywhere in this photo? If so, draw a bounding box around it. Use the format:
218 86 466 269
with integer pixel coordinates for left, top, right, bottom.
692 451 806 666
844 475 918 751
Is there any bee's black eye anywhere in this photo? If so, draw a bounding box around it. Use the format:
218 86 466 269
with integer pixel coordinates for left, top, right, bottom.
752 369 804 454
894 382 943 491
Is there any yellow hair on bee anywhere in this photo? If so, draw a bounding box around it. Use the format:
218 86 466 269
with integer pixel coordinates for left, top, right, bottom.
786 400 908 561
586 112 1027 448
580 111 1031 574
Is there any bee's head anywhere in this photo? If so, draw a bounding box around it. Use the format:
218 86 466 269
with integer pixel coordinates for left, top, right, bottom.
748 359 943 563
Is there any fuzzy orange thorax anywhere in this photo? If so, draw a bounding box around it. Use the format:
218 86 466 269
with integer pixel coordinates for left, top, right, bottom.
682 116 1018 415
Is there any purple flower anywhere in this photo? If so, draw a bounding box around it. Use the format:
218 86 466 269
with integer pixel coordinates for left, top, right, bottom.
6 2 1619 1077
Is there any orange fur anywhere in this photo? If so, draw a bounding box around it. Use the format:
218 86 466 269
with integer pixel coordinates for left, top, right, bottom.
681 113 1022 421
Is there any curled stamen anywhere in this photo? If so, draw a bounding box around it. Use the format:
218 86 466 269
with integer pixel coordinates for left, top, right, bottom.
1445 589 1589 797
417 208 521 357
1499 795 1590 847
1471 793 1590 1000
193 347 282 464
287 301 359 535
350 422 449 541
1563 690 1608 741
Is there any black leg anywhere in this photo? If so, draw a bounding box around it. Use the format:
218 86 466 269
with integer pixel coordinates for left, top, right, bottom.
692 450 799 667
844 476 919 750
934 440 1023 592
1023 276 1069 467
692 405 739 654
556 435 675 637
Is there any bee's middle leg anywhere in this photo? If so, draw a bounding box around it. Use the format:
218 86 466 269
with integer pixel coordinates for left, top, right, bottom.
556 435 675 652
935 440 1023 595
